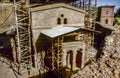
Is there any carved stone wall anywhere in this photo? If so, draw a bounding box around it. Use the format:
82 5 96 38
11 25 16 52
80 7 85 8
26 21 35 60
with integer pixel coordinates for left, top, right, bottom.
62 41 86 70
31 3 86 42
100 6 114 26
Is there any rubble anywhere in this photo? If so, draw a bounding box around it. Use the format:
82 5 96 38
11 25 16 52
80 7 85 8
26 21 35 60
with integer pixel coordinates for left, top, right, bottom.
71 28 120 78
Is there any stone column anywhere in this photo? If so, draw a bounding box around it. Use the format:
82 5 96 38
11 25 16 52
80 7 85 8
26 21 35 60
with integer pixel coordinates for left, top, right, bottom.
67 53 70 68
10 38 17 62
81 47 84 68
62 49 67 66
72 49 77 70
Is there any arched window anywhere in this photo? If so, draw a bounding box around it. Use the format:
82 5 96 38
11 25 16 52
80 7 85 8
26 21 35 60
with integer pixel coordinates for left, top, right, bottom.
64 18 67 24
105 19 108 24
106 11 109 14
57 14 68 24
57 18 61 24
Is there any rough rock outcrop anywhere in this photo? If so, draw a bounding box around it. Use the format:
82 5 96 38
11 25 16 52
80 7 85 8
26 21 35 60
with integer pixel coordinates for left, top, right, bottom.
71 28 120 78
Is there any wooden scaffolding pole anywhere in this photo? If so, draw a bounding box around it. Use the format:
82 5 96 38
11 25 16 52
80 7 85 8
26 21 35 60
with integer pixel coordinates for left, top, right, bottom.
51 36 64 70
13 0 32 74
51 40 55 70
57 36 63 69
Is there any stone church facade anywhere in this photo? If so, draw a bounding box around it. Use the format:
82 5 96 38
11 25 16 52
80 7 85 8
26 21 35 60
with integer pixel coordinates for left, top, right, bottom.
31 3 96 70
31 3 86 42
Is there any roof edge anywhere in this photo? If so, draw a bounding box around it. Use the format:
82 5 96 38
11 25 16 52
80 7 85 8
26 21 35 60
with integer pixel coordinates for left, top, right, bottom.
96 22 116 31
99 5 115 8
31 3 86 14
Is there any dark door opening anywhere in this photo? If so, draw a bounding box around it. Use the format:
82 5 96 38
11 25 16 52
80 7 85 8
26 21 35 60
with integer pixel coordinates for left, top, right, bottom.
66 50 73 70
76 49 82 68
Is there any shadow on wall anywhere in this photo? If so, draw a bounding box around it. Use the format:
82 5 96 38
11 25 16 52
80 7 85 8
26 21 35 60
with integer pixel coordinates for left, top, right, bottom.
0 34 13 61
36 33 52 53
29 67 66 78
36 33 53 68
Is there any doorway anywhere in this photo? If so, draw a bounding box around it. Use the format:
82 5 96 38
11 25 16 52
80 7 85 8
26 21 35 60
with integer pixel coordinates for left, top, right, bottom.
76 49 82 68
66 50 73 69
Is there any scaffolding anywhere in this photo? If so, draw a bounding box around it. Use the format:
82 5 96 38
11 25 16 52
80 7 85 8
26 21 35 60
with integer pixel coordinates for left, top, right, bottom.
82 0 97 60
51 36 64 70
0 0 98 77
12 0 97 76
70 0 97 47
13 0 32 74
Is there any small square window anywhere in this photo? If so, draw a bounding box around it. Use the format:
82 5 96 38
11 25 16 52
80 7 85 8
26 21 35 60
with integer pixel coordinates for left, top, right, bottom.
105 19 108 24
106 11 109 14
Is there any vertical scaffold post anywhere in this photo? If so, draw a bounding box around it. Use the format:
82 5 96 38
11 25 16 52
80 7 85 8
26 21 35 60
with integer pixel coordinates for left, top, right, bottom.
13 0 32 74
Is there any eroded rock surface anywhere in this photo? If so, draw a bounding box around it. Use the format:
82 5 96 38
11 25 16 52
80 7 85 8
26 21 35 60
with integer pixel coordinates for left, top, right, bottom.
71 28 120 78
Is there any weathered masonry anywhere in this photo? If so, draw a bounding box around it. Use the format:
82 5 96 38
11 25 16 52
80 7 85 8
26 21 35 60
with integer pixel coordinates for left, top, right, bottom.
40 26 98 70
31 3 86 42
0 2 115 73
96 5 115 26
31 3 97 70
0 0 117 77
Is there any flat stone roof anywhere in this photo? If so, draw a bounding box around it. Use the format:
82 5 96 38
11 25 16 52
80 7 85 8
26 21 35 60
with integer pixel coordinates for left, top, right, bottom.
41 26 79 38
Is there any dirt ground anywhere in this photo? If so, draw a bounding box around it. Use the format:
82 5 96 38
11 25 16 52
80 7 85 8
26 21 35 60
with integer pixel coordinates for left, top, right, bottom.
0 61 17 78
